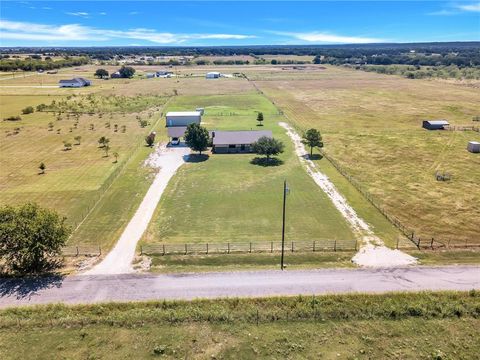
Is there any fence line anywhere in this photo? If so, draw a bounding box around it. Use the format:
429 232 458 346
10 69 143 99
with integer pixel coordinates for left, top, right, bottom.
141 240 358 256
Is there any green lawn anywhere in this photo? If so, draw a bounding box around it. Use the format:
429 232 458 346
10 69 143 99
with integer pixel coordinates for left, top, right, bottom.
141 92 355 245
1 292 478 359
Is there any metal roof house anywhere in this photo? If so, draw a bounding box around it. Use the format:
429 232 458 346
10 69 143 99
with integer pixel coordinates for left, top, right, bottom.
165 111 202 127
206 71 221 79
422 120 450 130
212 130 272 153
58 78 91 88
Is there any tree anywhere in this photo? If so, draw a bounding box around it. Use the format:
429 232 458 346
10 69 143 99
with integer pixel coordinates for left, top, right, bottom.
302 128 324 157
22 106 34 114
256 112 264 126
103 144 110 157
39 162 46 174
94 68 109 79
145 132 156 147
63 141 72 151
98 136 109 148
0 203 70 273
74 135 81 145
119 66 136 78
184 123 209 155
252 136 284 161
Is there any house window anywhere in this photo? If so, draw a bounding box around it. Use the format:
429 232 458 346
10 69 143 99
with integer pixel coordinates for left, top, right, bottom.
240 144 246 151
228 144 236 148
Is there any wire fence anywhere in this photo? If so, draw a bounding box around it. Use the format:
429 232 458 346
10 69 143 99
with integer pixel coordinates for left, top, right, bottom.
140 239 358 256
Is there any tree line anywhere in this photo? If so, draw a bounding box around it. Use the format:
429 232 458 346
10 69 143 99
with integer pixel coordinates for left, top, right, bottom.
0 56 89 72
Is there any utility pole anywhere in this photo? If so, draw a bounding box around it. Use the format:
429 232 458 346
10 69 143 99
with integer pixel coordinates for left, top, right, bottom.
281 179 289 270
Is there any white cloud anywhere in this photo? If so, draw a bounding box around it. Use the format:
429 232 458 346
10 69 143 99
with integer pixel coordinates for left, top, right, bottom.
456 2 480 12
129 11 140 15
99 12 107 16
66 12 90 17
272 31 384 44
0 19 256 45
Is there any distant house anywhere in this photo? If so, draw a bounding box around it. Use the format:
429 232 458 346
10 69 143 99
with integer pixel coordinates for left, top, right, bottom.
110 71 122 78
206 71 221 79
422 120 450 130
58 78 91 88
467 141 480 153
212 130 272 153
165 111 202 127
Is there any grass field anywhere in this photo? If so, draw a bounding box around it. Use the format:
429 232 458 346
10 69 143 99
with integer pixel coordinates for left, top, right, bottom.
141 91 357 245
0 292 478 359
253 65 480 244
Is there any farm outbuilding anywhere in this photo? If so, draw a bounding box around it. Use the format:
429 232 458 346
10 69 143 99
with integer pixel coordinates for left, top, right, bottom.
58 78 91 88
422 120 450 130
165 111 202 127
212 130 272 153
467 141 480 153
206 72 221 79
167 126 187 139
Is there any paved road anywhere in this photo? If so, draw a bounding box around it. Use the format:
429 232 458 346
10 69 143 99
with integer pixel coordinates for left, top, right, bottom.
1 266 479 308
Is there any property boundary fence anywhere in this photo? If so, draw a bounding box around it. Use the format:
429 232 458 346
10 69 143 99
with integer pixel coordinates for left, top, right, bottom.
140 239 358 256
446 125 479 132
62 246 102 256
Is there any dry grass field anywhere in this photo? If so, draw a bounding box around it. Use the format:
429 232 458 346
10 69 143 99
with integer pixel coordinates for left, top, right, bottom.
252 65 480 244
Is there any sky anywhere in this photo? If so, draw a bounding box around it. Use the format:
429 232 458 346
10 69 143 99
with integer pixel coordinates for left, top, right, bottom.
0 1 479 47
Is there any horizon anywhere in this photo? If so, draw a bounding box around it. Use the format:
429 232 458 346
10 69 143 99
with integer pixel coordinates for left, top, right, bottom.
1 1 479 47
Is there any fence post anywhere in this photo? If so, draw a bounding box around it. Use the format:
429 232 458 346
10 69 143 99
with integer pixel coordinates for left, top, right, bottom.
271 241 273 253
334 240 337 252
185 243 188 255
256 309 259 326
162 244 165 256
249 242 252 253
291 241 294 253
431 238 434 250
206 243 209 255
313 240 316 252
227 243 230 254
396 238 399 249
76 246 79 257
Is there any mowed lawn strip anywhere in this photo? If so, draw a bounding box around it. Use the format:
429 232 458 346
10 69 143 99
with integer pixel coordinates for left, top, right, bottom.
0 292 478 359
141 92 355 245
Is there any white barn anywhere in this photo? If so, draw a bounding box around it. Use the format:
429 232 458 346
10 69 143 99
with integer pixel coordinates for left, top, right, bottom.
467 141 480 153
165 111 202 127
206 72 221 79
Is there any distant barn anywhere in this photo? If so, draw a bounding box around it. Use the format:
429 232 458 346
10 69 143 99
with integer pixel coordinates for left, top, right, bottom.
206 72 221 79
422 120 450 130
58 78 91 88
467 141 480 153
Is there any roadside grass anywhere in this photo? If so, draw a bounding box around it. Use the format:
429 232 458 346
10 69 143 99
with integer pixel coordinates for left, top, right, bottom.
255 66 480 244
141 92 355 245
0 292 478 359
138 251 356 273
407 249 480 266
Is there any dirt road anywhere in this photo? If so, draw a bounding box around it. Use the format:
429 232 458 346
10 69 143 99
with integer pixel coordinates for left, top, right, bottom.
1 266 478 308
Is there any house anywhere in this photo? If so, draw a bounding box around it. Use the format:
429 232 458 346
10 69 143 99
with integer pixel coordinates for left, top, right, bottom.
212 130 272 153
110 71 122 78
58 78 91 88
467 141 480 153
422 120 449 130
206 71 221 79
165 111 202 127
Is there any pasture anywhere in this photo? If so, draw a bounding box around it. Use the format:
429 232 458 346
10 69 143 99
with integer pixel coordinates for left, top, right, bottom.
253 66 480 244
141 91 357 245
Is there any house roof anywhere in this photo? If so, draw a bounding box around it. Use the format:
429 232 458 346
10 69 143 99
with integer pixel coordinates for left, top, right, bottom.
167 126 187 137
424 120 449 125
212 130 272 145
59 78 89 84
166 111 202 117
207 72 221 75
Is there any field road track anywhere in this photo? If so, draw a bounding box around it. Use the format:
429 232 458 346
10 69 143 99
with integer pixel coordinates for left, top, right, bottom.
0 266 479 308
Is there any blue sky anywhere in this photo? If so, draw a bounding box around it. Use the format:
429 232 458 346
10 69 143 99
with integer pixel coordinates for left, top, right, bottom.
0 1 479 46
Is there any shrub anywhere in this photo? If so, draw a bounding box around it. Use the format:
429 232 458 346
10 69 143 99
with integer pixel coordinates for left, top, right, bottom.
3 116 22 121
22 106 34 114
